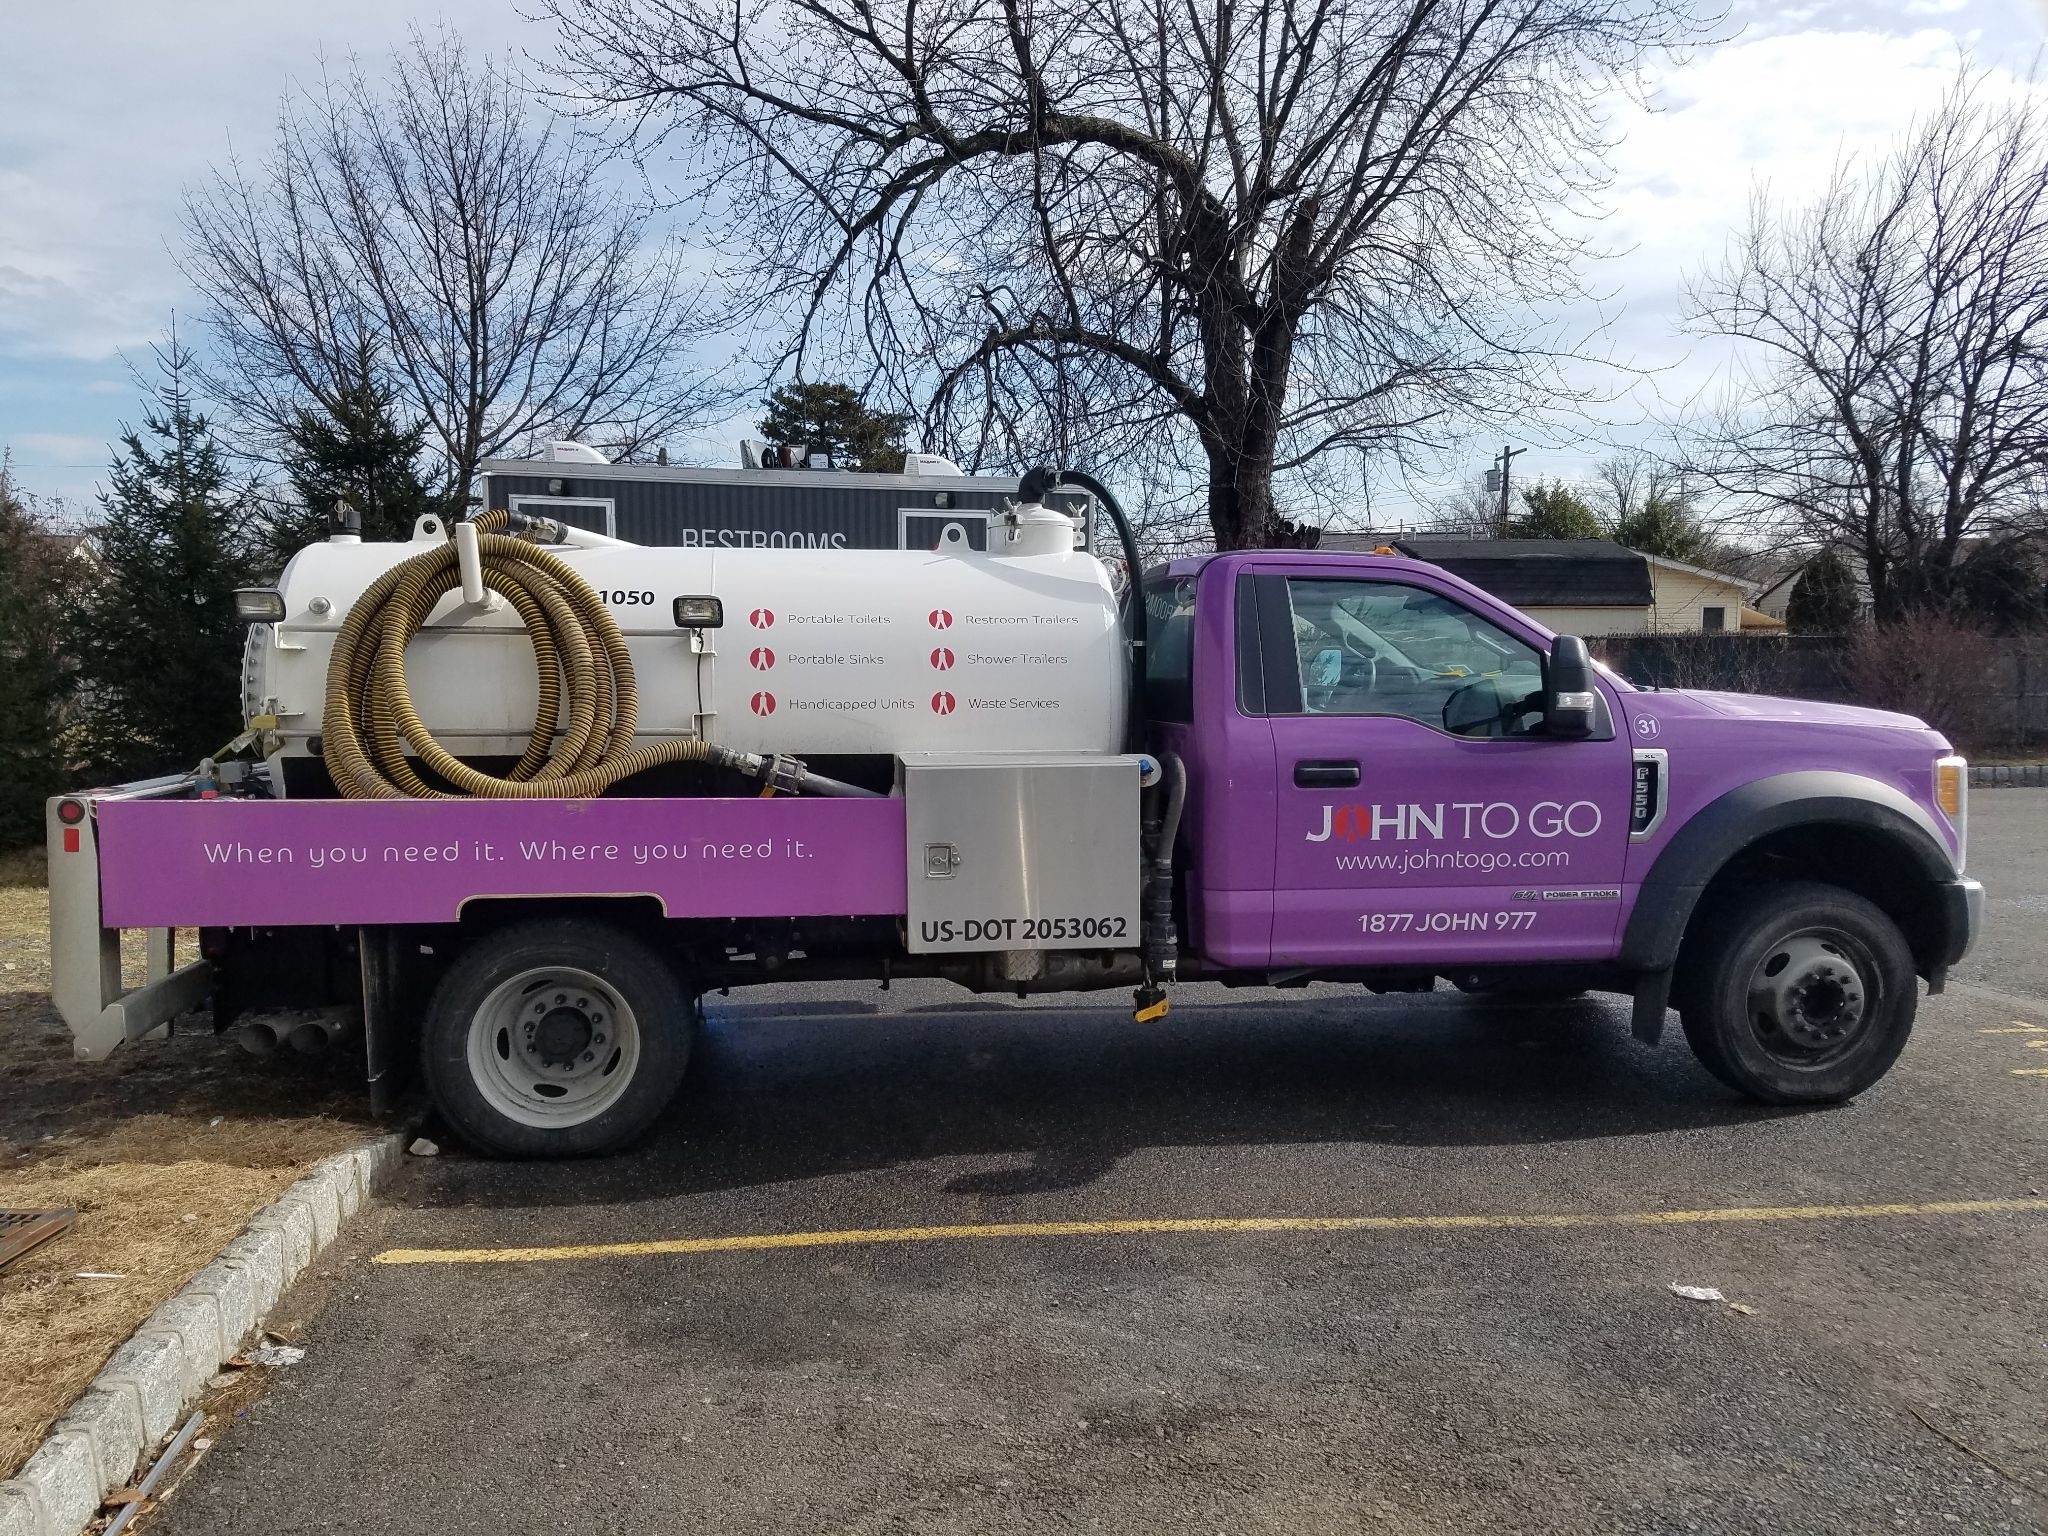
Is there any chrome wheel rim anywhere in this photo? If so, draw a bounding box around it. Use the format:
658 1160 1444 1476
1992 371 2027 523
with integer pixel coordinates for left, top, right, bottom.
466 966 640 1128
1744 927 1876 1066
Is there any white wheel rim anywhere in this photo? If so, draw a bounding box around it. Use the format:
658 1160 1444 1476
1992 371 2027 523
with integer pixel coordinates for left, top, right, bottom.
466 965 642 1129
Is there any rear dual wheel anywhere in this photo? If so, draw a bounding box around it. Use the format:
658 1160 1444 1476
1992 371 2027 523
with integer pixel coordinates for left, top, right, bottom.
421 920 694 1158
1677 882 1916 1104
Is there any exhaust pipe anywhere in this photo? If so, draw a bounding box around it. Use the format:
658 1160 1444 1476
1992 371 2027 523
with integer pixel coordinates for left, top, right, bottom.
287 1010 360 1056
238 1009 359 1058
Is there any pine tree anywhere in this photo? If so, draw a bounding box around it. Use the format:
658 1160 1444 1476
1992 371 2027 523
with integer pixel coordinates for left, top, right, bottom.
70 340 257 783
1510 481 1603 540
1611 488 1709 564
0 461 72 847
759 383 911 471
1785 549 1860 633
261 364 441 570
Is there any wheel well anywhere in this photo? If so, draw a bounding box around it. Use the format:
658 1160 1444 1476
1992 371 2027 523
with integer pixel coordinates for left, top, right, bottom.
1692 824 1947 971
456 896 668 936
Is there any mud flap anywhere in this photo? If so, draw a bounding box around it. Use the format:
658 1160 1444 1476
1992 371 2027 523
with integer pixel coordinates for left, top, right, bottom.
361 926 413 1117
1631 970 1671 1046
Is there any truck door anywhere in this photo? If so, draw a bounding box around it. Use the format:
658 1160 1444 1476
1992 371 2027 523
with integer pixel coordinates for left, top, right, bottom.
1246 570 1632 967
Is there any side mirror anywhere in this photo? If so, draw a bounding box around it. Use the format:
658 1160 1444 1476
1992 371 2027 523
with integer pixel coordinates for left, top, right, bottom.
1544 635 1597 739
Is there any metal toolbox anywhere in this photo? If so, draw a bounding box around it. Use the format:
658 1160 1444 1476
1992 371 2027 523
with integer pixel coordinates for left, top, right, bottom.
900 753 1141 954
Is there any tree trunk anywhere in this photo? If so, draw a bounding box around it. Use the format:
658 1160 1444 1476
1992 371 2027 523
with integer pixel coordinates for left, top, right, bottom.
1206 438 1283 549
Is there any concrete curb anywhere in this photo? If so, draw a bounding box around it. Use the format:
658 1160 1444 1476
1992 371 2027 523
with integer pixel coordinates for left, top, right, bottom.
0 1133 409 1536
1969 764 2047 787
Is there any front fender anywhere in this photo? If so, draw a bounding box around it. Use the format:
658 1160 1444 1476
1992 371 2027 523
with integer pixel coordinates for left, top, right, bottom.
1620 770 1960 975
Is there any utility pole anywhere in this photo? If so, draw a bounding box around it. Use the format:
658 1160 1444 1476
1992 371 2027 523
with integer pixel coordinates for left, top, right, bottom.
1483 445 1526 538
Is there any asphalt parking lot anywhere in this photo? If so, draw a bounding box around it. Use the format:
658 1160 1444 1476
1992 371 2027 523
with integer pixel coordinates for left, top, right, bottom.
154 792 2048 1535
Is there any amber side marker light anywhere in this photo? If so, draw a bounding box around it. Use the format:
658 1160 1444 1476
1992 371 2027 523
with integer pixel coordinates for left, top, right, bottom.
1936 760 1964 819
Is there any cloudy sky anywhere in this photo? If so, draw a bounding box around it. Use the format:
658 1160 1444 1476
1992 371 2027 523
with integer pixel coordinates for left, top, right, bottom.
1 0 2044 518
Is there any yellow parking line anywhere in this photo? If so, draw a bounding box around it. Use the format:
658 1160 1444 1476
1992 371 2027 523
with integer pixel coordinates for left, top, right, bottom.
371 1198 2048 1266
2015 1068 2048 1077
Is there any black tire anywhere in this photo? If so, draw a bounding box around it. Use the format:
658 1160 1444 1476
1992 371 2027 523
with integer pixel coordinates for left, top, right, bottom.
421 918 693 1158
1676 881 1916 1104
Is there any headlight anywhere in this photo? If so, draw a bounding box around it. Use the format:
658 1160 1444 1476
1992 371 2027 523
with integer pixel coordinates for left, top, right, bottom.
233 588 286 623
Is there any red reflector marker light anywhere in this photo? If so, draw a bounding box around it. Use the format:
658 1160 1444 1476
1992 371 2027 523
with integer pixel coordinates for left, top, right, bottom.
57 799 85 825
62 828 80 854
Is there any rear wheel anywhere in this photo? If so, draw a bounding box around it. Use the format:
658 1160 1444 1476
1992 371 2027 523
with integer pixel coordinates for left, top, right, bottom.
1676 882 1916 1104
421 919 693 1157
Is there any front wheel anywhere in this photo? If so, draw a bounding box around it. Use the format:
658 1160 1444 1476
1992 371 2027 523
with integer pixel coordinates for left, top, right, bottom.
1676 882 1916 1104
421 919 693 1157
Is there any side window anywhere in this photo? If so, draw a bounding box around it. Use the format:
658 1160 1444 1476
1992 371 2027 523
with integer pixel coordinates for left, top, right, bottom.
1143 577 1197 721
1283 578 1546 737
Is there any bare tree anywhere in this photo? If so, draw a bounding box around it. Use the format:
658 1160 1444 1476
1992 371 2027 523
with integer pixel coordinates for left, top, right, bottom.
1684 71 2048 622
541 0 1699 548
1425 476 1508 537
182 30 726 498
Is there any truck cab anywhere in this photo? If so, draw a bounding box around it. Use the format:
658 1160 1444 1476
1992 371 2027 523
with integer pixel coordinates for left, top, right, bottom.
1147 552 1980 1100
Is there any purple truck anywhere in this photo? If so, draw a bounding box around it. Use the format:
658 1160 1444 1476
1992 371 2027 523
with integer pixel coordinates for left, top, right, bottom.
46 546 1982 1158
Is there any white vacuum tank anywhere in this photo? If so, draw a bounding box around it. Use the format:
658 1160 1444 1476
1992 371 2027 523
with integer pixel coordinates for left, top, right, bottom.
249 520 1128 773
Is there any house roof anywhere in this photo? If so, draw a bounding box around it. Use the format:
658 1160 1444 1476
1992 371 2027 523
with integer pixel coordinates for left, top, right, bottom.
1372 536 1654 608
1640 551 1759 599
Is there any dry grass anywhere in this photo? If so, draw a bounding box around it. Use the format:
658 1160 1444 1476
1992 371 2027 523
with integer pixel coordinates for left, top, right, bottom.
0 871 378 1478
0 848 46 888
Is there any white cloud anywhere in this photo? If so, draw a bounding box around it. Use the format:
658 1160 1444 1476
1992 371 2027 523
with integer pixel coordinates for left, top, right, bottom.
8 433 107 464
0 1 533 363
1386 20 2048 506
1580 28 2047 421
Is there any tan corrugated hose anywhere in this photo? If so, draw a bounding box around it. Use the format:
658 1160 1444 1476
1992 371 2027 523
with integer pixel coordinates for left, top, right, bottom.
322 514 712 799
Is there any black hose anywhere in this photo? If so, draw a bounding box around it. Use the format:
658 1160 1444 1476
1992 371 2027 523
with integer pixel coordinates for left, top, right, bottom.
1022 466 1148 755
1143 752 1187 983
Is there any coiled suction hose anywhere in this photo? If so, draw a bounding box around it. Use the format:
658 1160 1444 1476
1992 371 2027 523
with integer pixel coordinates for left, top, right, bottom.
322 511 720 799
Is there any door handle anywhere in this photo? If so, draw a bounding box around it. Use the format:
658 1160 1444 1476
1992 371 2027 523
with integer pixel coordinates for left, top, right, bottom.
1294 759 1361 788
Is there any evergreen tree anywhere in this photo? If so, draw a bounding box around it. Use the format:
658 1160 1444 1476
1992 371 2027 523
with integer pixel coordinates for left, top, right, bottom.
1611 487 1709 564
758 382 911 470
0 461 72 847
70 341 257 783
1785 548 1860 633
1510 481 1603 540
261 367 441 569
1948 538 2048 632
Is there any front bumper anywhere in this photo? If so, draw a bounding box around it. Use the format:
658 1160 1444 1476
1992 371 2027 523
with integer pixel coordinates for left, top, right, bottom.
1934 877 1986 970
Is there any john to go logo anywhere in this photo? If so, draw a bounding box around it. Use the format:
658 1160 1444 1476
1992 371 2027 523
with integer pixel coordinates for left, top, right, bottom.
750 692 776 715
929 647 955 671
928 608 953 629
931 691 956 716
749 608 775 628
749 647 775 670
